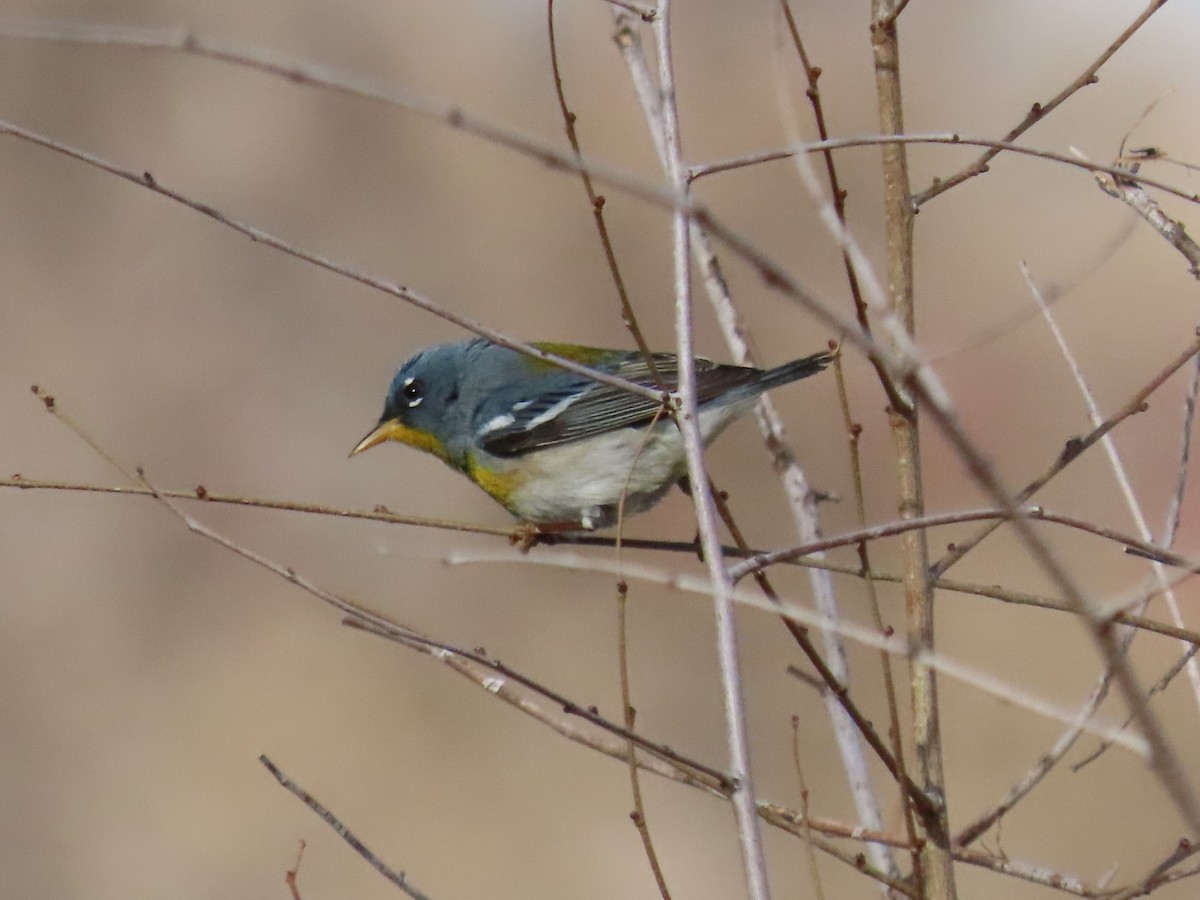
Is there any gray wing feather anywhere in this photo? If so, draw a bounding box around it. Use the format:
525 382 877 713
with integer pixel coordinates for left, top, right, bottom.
477 353 772 457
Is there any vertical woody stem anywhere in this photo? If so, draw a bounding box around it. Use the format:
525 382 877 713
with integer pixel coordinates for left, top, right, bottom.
870 5 957 897
654 4 772 898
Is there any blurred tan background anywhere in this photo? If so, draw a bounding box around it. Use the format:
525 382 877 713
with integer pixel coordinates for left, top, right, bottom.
3 1 1200 897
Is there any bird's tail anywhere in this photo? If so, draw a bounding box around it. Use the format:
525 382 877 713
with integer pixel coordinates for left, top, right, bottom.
707 347 834 410
754 348 836 393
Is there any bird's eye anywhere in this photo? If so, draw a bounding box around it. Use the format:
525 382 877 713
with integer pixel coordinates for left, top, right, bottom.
402 378 424 407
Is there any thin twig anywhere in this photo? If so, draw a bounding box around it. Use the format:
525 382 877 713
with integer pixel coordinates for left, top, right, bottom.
597 0 658 20
931 331 1200 577
285 840 306 900
447 550 1148 754
934 575 1200 646
774 0 906 412
546 12 674 884
1095 164 1200 278
880 0 912 26
669 2 902 871
954 665 1121 848
9 107 1197 409
767 9 1195 875
907 362 1200 839
768 9 904 878
0 122 662 403
789 716 828 900
15 469 1198 641
337 616 731 798
1 473 520 536
926 215 1138 365
730 505 1189 583
764 801 1109 897
260 756 433 900
759 807 920 897
547 0 664 387
1072 638 1200 773
349 620 737 788
653 5 771 897
689 135 1199 208
611 407 676 897
1138 352 1200 724
1084 172 1200 725
351 611 923 899
952 203 1200 843
11 470 1197 642
773 779 1190 899
913 0 1171 206
6 17 1189 210
832 349 922 881
1025 261 1200 708
1 24 1193 368
709 483 938 823
10 475 1199 651
1104 839 1200 900
1164 356 1200 551
616 586 674 900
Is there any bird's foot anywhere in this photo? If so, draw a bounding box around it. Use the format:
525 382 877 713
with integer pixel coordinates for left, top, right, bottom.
509 520 586 554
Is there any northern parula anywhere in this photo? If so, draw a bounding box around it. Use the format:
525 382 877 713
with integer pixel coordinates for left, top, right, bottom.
351 338 832 530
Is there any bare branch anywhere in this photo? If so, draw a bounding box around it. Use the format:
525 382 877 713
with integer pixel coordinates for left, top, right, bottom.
1025 262 1200 710
653 4 772 896
1095 165 1200 278
596 0 658 20
0 120 663 403
913 0 1171 205
614 8 902 875
14 471 1199 648
446 550 1149 754
931 331 1200 576
547 0 665 388
690 134 1200 207
260 755 433 900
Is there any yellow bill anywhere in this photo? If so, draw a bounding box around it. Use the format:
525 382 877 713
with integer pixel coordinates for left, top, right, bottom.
349 419 447 460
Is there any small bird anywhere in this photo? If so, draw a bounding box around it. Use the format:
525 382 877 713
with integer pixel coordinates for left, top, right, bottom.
351 338 832 532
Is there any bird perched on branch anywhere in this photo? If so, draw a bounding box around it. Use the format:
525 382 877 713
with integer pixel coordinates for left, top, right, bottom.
352 338 832 533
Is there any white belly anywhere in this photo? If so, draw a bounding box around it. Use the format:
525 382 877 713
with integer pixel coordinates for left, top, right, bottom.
493 400 752 528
